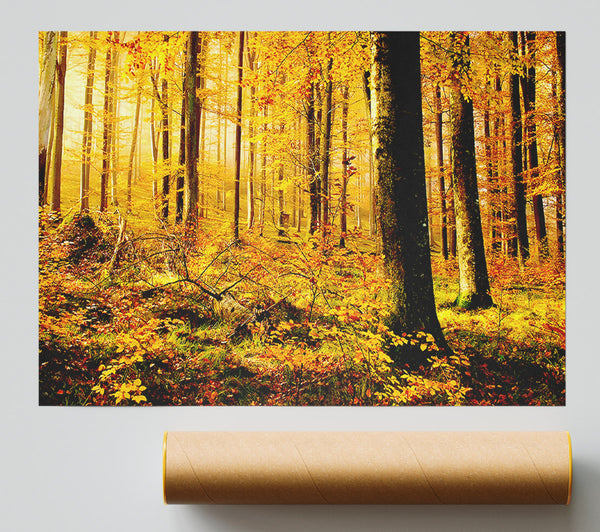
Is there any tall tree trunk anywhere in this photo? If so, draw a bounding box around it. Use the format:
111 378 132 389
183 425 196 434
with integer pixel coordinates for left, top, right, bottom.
100 34 114 213
483 97 498 252
39 31 57 206
449 32 493 310
320 48 333 234
340 84 350 248
199 106 206 218
183 32 199 228
176 65 186 223
509 31 529 263
278 121 285 236
160 76 170 221
80 31 96 213
246 37 257 229
370 31 449 356
435 84 448 259
555 31 566 257
109 32 121 209
259 104 268 236
308 82 319 234
195 35 206 218
222 46 228 212
48 31 68 214
233 31 245 243
127 78 142 213
215 40 223 209
520 31 548 259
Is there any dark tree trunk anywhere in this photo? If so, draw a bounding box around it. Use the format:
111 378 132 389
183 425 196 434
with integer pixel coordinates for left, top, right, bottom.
80 31 96 213
434 84 448 259
183 32 199 228
509 31 529 263
555 31 566 256
370 31 449 356
340 84 350 248
233 31 245 243
160 76 170 221
109 32 120 209
449 32 493 310
520 31 548 259
247 35 257 229
100 35 113 213
176 66 186 224
308 82 320 234
49 31 68 214
259 104 268 236
320 50 333 234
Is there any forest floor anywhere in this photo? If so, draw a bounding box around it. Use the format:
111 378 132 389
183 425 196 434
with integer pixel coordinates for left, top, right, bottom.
39 210 565 406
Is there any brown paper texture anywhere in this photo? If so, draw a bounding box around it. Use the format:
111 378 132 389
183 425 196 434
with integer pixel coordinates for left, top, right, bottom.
163 431 571 505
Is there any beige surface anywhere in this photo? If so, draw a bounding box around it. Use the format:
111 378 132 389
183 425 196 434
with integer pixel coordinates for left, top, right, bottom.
163 431 571 504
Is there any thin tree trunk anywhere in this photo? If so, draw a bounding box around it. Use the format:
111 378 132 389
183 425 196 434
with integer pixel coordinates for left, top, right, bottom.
80 31 96 213
39 31 57 206
247 39 257 229
100 35 113 213
222 46 228 212
555 31 566 257
48 31 68 214
183 32 199 229
109 32 121 209
259 104 268 236
449 32 493 310
215 40 223 209
176 65 186 223
199 107 206 218
278 121 285 236
320 50 333 234
308 82 319 234
435 84 448 259
233 31 245 243
160 76 170 221
340 84 350 248
127 78 142 213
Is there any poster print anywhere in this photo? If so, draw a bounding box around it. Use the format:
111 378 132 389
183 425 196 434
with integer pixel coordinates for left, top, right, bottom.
39 31 565 406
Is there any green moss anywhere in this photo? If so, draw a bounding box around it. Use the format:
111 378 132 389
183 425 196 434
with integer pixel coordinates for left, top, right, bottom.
454 291 494 310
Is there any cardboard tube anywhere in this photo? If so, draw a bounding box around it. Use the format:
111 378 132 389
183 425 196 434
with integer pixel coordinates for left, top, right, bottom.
163 431 572 505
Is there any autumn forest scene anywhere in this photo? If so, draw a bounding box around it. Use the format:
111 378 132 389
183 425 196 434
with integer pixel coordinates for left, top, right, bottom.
38 31 566 406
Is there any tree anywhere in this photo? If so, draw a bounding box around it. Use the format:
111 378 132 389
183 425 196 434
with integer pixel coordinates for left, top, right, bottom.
100 33 115 212
320 39 333 234
183 32 199 228
339 84 350 248
233 31 245 243
555 31 566 256
246 33 257 229
109 32 121 209
508 31 529 263
448 32 493 310
48 31 68 214
127 77 142 213
80 31 97 213
434 83 448 259
520 31 548 259
39 31 57 206
370 31 449 356
153 34 171 222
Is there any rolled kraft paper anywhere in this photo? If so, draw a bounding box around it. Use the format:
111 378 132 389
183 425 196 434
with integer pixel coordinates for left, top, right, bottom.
163 431 572 505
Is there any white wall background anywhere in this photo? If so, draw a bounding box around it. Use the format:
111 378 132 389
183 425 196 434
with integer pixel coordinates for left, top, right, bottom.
2 1 599 530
